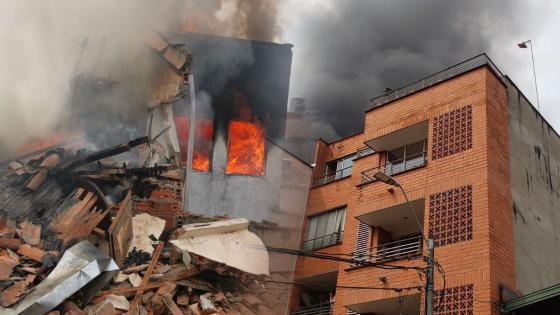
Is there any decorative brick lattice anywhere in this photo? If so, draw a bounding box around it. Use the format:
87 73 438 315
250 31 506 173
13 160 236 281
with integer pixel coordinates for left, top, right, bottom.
432 105 473 160
434 284 474 315
429 185 473 247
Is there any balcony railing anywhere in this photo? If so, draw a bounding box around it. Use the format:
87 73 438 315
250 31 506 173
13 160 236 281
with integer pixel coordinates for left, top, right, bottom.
368 54 504 110
352 235 423 265
356 146 375 159
302 231 344 250
292 304 331 315
313 165 353 187
360 151 426 185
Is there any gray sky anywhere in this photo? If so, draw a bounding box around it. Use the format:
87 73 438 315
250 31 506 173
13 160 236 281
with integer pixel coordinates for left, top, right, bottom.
278 0 559 139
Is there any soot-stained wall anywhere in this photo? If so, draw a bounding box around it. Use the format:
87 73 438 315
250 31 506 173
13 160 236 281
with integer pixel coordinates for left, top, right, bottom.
169 32 293 141
507 77 560 293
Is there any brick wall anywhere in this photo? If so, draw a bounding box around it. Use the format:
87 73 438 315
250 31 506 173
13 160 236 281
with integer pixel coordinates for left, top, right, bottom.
292 66 515 315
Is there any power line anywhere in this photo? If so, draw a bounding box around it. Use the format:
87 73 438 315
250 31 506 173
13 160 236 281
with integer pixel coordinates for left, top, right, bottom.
266 246 426 272
258 279 423 292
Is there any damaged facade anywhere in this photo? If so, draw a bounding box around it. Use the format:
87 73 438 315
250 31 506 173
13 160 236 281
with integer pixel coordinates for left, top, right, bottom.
290 54 560 315
0 31 310 315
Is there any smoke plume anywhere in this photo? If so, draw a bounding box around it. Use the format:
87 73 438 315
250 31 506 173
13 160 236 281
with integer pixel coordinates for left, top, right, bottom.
180 0 281 42
284 0 548 139
0 0 186 156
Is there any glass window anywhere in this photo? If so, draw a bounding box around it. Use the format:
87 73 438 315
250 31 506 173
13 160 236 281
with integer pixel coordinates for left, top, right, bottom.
388 147 405 163
303 207 346 250
386 140 426 175
406 140 425 157
320 155 356 185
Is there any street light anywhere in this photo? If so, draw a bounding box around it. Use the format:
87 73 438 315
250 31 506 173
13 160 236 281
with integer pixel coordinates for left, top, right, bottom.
373 171 435 315
517 40 540 110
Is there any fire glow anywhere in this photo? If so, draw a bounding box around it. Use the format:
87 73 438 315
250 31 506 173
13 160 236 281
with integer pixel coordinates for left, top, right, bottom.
225 121 265 176
174 116 214 172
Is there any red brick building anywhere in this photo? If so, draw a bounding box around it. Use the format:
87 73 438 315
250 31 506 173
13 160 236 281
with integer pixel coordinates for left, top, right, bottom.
290 54 560 315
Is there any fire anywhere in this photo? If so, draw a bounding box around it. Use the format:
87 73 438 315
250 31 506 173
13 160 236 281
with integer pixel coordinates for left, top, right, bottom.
225 121 265 176
16 132 68 156
192 120 213 171
174 116 214 171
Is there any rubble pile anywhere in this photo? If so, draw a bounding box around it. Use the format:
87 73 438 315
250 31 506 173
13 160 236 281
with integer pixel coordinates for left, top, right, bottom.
0 31 292 315
0 140 288 315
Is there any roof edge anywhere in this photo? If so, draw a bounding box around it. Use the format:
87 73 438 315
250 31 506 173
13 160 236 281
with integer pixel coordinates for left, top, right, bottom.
503 282 560 312
366 53 505 112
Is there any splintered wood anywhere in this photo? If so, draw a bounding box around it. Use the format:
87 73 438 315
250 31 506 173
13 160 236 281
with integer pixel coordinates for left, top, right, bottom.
108 191 133 267
49 188 108 246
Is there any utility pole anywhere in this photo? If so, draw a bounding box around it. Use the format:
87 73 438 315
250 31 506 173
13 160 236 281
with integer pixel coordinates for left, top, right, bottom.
425 238 435 315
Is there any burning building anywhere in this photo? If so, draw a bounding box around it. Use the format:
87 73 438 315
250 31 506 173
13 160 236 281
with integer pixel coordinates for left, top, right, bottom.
0 28 311 314
166 33 308 235
167 34 311 299
0 30 311 314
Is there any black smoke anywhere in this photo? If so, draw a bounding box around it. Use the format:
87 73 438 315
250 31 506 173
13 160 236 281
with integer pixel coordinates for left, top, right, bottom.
288 0 544 139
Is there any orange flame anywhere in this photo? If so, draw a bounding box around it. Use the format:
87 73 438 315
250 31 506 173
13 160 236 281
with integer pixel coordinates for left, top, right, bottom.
225 120 265 176
16 133 68 156
174 116 213 171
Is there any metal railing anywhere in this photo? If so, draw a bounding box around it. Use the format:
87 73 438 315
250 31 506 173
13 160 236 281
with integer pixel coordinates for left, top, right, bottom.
313 166 353 187
368 54 505 110
302 231 344 251
292 304 331 315
352 235 423 265
360 151 426 185
356 146 375 159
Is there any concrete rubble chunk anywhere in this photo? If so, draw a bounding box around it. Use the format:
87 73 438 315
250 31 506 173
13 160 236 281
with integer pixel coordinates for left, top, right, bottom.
128 213 165 255
128 273 143 287
170 218 269 275
104 294 130 311
16 221 41 246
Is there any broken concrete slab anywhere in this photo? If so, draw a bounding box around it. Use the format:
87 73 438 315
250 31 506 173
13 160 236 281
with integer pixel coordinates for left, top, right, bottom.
103 294 130 311
170 218 269 275
128 213 165 255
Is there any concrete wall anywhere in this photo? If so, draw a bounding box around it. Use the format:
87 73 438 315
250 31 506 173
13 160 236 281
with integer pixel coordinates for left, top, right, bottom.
186 138 310 229
506 77 560 293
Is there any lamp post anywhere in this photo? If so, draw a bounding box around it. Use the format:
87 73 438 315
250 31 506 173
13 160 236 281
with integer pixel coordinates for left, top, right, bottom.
517 40 540 110
373 171 435 315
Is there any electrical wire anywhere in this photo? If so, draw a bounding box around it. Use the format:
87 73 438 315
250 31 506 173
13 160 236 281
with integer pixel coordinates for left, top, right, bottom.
433 259 447 310
256 279 423 292
266 246 427 272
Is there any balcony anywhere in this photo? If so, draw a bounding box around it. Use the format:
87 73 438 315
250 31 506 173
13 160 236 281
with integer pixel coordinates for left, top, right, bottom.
292 272 337 315
313 165 352 187
360 151 426 185
291 304 331 315
302 231 344 251
347 293 421 315
353 235 423 264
